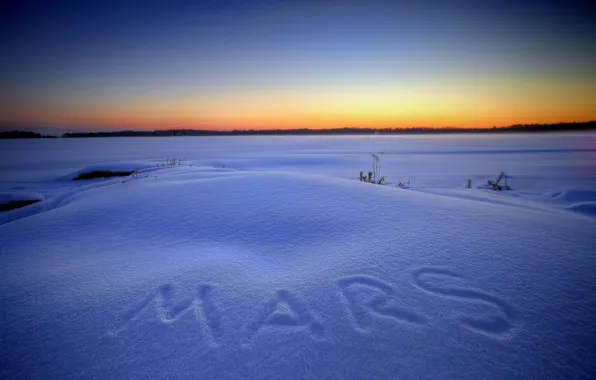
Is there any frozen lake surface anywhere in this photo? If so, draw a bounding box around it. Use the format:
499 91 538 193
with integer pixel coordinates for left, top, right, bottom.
1 133 595 379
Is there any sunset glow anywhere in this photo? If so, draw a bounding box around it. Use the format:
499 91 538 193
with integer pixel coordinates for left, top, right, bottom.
1 1 595 131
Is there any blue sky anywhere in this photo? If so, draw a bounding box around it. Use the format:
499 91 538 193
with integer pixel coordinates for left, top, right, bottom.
1 0 595 130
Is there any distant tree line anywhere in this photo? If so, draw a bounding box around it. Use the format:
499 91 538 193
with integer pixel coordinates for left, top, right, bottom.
2 121 595 139
0 131 57 139
61 121 596 137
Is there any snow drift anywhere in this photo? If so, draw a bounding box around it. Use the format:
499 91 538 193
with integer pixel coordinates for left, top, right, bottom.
1 162 595 379
1 134 595 379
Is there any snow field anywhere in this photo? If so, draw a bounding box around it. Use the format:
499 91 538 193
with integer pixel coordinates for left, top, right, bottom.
1 134 595 379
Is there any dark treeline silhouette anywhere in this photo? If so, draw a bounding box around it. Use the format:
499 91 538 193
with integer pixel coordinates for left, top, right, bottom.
0 131 42 139
4 121 595 138
60 121 596 138
0 130 58 139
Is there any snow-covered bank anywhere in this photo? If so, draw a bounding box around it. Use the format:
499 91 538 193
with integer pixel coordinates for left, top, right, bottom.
1 134 595 379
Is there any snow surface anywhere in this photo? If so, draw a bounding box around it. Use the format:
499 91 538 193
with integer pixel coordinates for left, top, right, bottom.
1 133 595 379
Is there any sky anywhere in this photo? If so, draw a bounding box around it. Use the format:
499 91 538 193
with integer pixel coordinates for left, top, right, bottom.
1 0 595 131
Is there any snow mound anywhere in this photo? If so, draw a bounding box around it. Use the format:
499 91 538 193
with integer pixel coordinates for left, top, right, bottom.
548 188 596 217
1 167 595 379
549 188 596 203
60 162 156 181
566 202 596 217
0 191 44 205
0 191 45 214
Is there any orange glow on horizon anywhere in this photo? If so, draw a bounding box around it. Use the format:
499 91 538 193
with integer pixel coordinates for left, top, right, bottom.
3 1 596 134
2 77 595 131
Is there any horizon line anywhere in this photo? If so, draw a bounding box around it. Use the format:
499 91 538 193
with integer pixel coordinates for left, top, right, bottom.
3 119 596 134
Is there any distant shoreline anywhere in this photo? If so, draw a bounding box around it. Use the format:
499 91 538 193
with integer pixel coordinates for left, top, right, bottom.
1 121 595 139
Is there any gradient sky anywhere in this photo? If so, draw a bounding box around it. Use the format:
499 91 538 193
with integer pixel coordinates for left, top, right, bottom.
1 0 595 131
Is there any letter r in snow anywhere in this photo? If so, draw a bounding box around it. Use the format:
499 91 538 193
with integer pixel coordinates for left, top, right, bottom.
338 275 426 332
